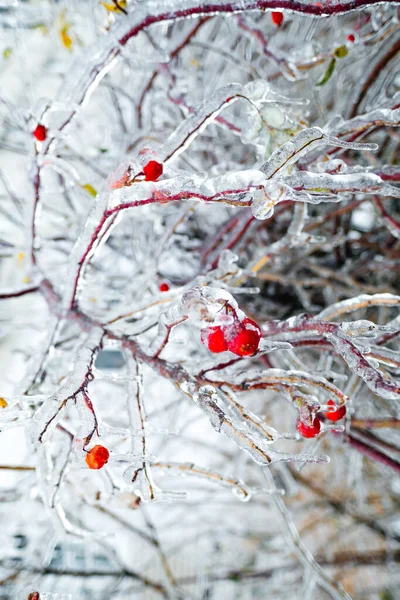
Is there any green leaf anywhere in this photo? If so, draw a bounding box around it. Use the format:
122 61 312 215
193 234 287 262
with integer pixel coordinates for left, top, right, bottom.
3 47 12 59
316 58 336 86
380 591 394 600
334 45 349 59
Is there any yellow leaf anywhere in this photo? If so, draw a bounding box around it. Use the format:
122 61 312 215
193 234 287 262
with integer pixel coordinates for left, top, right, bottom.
0 397 8 409
60 27 73 51
3 47 12 59
101 0 127 13
82 183 97 197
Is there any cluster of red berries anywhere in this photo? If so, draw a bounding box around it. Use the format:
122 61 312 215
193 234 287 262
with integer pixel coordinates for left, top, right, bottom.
296 400 347 438
200 309 262 357
85 444 110 470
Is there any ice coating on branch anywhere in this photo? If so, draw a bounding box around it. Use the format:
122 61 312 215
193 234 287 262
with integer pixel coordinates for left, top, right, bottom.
332 105 400 136
234 368 350 405
262 312 400 401
251 181 335 220
243 79 308 107
317 293 400 320
30 328 103 443
185 382 329 465
339 320 395 338
61 170 266 310
107 169 265 211
367 345 400 373
260 127 378 179
284 171 400 197
327 333 400 400
161 83 244 162
122 464 184 503
219 386 280 443
40 595 72 600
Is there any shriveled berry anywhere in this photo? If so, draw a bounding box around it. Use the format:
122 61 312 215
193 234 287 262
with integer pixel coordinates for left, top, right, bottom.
271 11 284 26
226 318 261 357
85 445 110 470
347 34 355 43
159 282 170 292
324 399 346 421
33 124 47 142
200 326 228 353
143 160 163 182
296 416 321 438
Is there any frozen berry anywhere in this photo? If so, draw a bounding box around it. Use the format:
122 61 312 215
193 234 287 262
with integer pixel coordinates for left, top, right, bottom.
347 34 355 43
33 124 47 142
200 326 228 353
85 445 110 470
324 399 346 421
296 416 321 438
143 160 163 182
271 11 284 26
226 318 261 357
159 281 170 292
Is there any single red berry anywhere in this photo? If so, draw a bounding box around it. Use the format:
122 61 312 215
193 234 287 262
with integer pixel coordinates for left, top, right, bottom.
200 326 228 353
271 11 284 26
33 124 47 142
143 160 163 182
324 399 346 421
85 445 110 470
159 282 170 292
226 318 261 357
347 34 355 43
296 416 321 438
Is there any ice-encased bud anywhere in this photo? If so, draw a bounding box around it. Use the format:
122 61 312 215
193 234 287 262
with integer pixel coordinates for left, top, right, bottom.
261 105 285 129
251 190 274 220
107 158 141 190
251 182 285 220
181 286 241 327
243 80 271 104
217 249 239 272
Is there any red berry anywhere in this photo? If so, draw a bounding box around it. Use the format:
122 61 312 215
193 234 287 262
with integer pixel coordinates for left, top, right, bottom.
296 416 321 438
85 445 110 470
159 282 170 292
33 124 47 142
200 326 228 353
347 34 355 43
143 160 163 182
271 11 284 26
226 318 261 357
324 399 346 421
